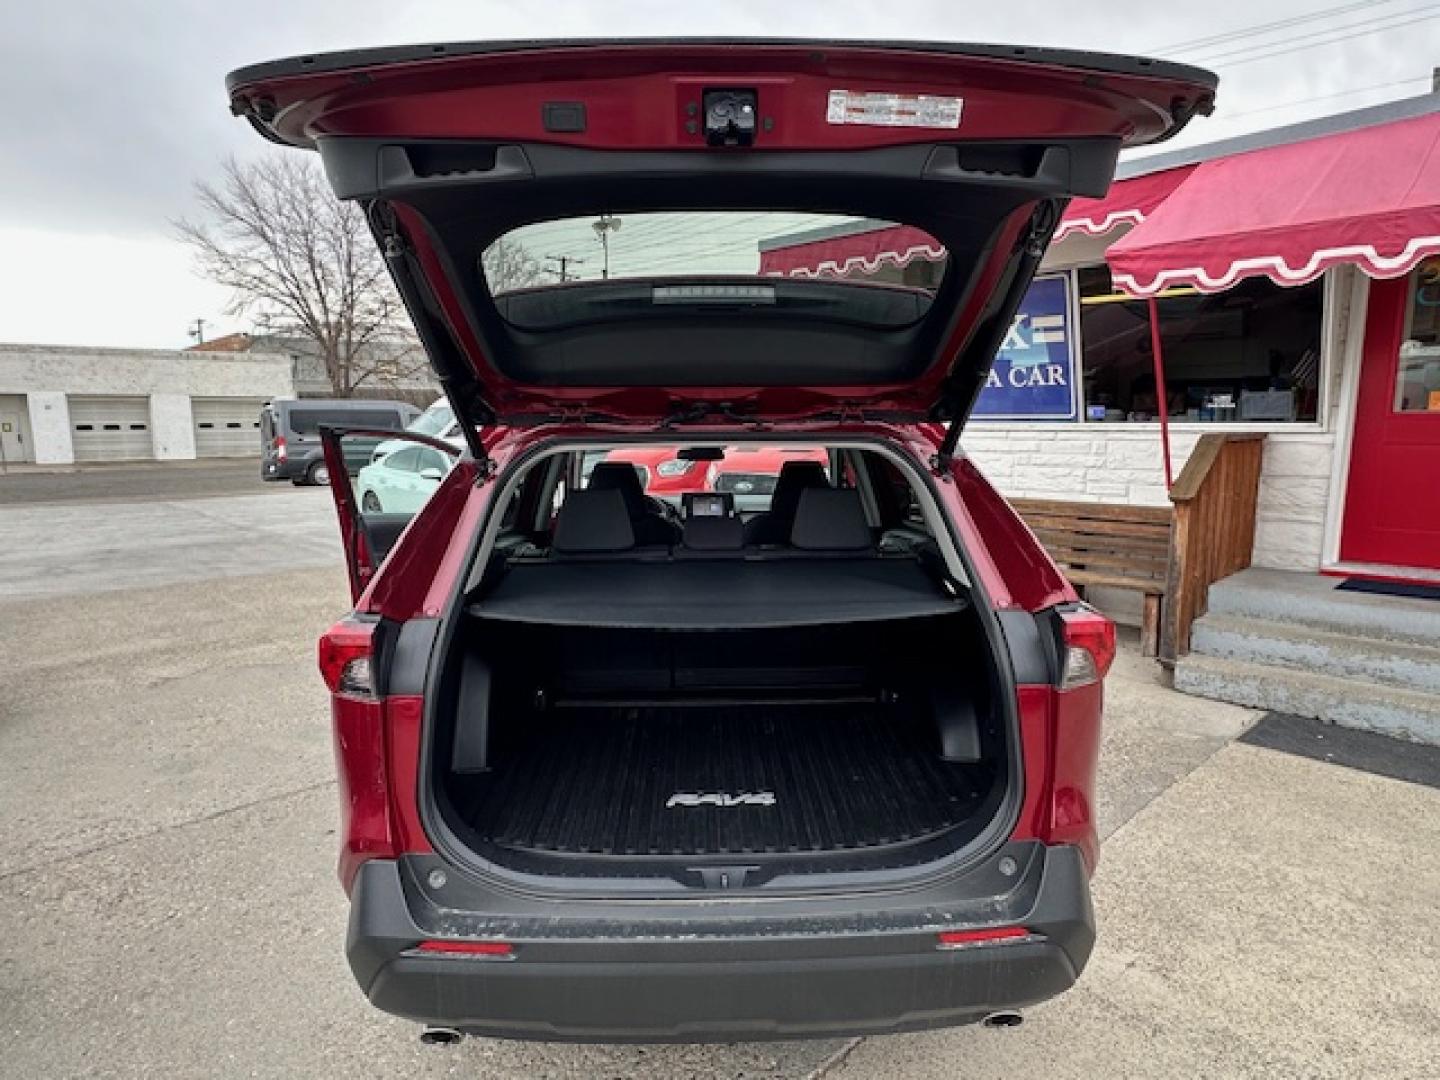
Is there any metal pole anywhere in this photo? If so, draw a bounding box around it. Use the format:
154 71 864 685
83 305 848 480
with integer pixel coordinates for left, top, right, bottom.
1147 295 1174 490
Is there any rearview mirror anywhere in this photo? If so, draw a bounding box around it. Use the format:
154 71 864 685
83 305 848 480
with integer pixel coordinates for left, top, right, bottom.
418 467 444 481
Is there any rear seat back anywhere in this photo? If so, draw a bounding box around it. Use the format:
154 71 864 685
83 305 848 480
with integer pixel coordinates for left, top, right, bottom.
676 515 745 559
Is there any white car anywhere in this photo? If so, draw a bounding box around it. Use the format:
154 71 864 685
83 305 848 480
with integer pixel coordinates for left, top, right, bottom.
355 442 454 515
370 399 463 465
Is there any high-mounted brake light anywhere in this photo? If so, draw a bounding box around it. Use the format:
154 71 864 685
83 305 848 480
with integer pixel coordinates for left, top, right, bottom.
318 619 377 698
1058 606 1117 690
936 927 1035 950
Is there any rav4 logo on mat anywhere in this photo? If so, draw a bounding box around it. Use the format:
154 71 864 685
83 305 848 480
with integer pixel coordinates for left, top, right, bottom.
666 791 777 809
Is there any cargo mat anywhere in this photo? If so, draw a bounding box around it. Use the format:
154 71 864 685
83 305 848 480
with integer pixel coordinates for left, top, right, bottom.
458 704 994 870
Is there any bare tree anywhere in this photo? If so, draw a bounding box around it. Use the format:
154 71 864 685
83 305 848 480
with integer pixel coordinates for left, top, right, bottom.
177 155 425 396
482 237 546 293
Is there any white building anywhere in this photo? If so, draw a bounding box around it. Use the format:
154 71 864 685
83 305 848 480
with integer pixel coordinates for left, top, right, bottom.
0 343 294 466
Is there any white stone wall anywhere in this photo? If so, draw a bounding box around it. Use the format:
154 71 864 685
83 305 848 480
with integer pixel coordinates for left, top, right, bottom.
961 426 1336 571
0 344 294 398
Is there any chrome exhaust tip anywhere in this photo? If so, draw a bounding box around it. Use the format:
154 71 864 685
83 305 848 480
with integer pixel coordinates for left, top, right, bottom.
419 1026 464 1046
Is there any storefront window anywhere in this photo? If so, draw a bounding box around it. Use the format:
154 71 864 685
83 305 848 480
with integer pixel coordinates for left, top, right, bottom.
1077 267 1323 423
1396 255 1440 413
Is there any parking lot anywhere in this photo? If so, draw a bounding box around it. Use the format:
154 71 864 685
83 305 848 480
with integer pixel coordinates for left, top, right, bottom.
2 466 1438 1078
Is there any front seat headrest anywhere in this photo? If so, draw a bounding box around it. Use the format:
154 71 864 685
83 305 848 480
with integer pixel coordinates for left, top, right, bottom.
587 462 650 521
553 489 636 554
789 488 874 552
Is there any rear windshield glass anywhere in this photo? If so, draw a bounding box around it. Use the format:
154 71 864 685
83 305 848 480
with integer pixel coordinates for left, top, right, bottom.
481 213 945 328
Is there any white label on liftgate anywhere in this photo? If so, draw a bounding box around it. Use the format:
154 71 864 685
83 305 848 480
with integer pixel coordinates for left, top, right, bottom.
826 89 964 129
666 791 777 809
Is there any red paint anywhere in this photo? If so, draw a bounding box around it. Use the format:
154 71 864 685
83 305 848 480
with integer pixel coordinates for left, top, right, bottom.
951 455 1077 612
329 691 393 893
230 42 1212 153
1008 681 1102 875
383 695 435 860
1341 277 1440 571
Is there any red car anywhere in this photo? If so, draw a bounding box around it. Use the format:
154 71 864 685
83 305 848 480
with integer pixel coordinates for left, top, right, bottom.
230 39 1215 1042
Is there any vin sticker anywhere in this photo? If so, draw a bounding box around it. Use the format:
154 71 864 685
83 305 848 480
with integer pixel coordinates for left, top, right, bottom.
826 89 963 129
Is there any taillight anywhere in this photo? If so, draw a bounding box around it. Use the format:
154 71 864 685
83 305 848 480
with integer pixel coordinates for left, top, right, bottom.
274 434 287 462
1058 605 1116 690
319 619 377 698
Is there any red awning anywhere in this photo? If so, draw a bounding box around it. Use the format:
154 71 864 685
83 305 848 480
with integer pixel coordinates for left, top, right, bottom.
759 223 943 277
1108 109 1440 296
1053 165 1194 242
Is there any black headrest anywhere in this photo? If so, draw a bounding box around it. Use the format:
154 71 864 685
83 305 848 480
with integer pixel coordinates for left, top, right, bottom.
768 460 829 523
553 489 636 554
587 462 649 521
790 488 874 552
682 515 744 551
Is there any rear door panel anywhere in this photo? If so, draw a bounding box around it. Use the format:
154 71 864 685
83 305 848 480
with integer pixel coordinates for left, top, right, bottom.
319 427 461 600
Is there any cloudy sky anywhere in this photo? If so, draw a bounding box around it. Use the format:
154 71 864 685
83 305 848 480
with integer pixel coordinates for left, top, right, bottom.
1 0 1435 349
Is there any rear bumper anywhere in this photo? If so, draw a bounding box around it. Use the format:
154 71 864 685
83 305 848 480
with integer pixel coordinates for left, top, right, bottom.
261 458 302 481
345 842 1093 1042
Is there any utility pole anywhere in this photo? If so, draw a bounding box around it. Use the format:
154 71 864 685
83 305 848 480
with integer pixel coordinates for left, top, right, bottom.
592 214 621 280
188 317 207 345
544 254 585 282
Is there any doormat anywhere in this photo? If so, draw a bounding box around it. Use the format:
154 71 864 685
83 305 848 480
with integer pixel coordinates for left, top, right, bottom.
1336 578 1440 602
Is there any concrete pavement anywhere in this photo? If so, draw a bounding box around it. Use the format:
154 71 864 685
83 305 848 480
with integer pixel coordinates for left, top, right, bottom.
2 487 1438 1077
0 458 265 504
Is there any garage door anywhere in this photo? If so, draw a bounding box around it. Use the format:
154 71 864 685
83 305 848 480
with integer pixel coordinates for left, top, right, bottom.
193 397 265 457
69 396 153 462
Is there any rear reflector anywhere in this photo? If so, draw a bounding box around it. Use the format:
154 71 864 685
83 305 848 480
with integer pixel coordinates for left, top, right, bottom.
936 927 1034 950
413 940 514 957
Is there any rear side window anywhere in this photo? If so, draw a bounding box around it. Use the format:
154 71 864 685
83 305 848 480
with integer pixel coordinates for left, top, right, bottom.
386 447 421 472
286 408 404 435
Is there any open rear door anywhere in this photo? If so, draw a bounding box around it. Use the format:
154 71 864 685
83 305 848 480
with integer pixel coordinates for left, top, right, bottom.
319 426 461 600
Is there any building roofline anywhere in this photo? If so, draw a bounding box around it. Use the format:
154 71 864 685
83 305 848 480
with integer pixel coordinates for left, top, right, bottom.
1118 89 1440 179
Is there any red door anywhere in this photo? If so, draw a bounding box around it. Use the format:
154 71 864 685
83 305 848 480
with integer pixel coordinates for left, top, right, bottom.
1340 266 1440 571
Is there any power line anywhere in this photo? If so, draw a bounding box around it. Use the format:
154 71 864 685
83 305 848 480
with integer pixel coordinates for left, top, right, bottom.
1186 4 1440 66
1150 0 1400 54
1201 9 1440 70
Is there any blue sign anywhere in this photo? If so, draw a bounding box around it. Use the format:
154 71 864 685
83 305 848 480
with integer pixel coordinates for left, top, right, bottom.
971 274 1078 421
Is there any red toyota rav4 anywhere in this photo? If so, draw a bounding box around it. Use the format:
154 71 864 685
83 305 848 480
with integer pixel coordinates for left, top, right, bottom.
228 40 1214 1042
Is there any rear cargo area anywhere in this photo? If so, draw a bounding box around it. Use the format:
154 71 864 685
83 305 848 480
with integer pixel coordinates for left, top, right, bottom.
432 614 1009 884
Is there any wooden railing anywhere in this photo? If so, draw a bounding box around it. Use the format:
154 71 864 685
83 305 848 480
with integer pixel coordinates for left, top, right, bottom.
1161 433 1267 662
